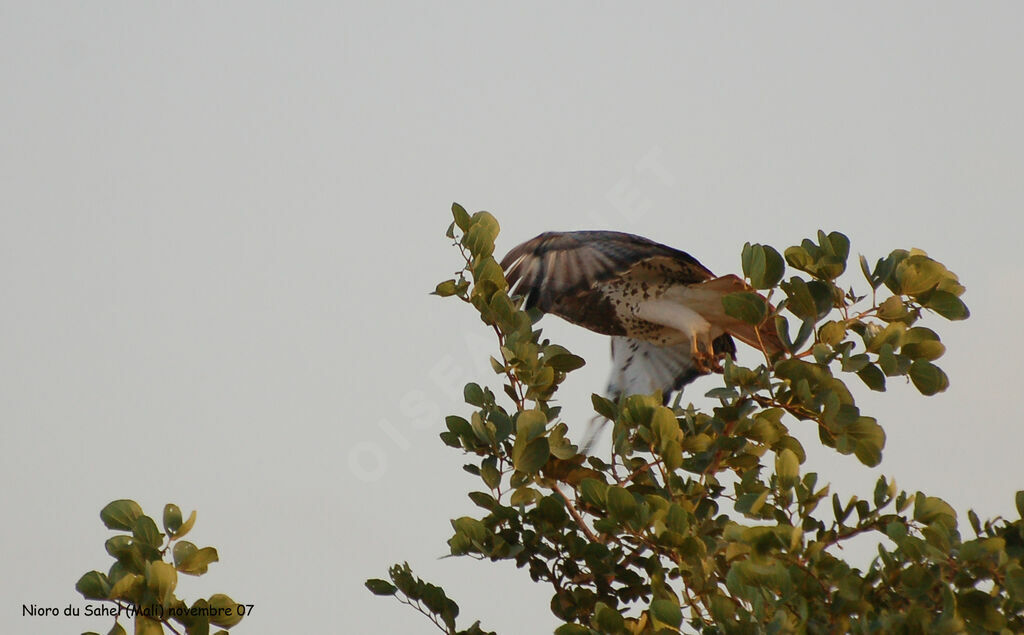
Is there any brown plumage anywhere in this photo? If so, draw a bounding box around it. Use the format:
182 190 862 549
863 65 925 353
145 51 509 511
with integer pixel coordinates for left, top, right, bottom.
501 231 783 404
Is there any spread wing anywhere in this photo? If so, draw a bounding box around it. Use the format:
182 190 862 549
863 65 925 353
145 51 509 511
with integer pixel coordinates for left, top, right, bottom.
500 230 715 335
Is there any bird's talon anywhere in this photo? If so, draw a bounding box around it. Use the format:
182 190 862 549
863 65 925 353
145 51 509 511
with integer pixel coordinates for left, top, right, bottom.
693 351 720 374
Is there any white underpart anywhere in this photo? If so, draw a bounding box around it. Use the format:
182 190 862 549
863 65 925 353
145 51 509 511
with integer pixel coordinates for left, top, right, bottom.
633 298 713 350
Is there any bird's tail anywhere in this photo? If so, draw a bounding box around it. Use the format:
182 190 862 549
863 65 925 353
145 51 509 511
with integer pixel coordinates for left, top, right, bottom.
580 414 609 454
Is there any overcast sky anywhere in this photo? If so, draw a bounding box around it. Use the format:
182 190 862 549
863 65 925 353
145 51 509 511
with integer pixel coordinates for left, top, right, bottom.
3 3 1023 633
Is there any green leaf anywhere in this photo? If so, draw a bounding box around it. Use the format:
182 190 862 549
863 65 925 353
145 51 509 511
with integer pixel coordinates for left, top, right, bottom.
722 292 767 325
452 516 488 545
742 242 764 284
515 409 548 442
606 486 637 521
593 602 625 633
840 352 870 373
467 491 497 511
865 322 905 353
1007 569 1024 601
759 245 786 289
108 572 142 601
925 290 970 320
472 258 507 290
366 578 397 595
75 571 111 600
818 320 846 346
173 509 197 539
856 364 886 391
650 598 683 628
176 546 219 576
894 254 945 295
731 559 792 591
580 478 608 506
775 449 800 490
773 436 806 463
914 493 957 528
662 439 683 471
908 359 949 395
462 211 500 257
784 246 813 273
133 515 163 551
100 500 143 531
958 589 1006 631
960 537 1005 562
208 594 244 628
967 508 982 535
163 504 183 535
509 487 540 506
824 231 851 263
145 561 177 603
902 327 946 361
843 348 868 372
780 278 832 321
902 340 945 361
185 600 212 634
859 254 873 287
873 476 889 507
134 617 163 635
434 279 458 297
464 383 485 407
736 490 769 516
876 296 908 321
903 326 941 342
652 407 679 449
870 254 898 290
785 232 849 279
548 354 585 372
774 358 831 387
885 520 907 542
108 623 128 635
848 417 885 467
451 202 471 231
105 535 145 573
705 386 738 400
1017 491 1024 519
790 318 815 352
876 344 900 376
480 457 501 490
591 394 617 420
446 414 471 435
743 243 785 289
544 346 587 371
512 437 549 474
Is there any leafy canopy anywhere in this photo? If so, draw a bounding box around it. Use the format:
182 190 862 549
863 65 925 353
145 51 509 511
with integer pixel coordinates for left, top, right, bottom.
77 500 246 635
369 204 1024 634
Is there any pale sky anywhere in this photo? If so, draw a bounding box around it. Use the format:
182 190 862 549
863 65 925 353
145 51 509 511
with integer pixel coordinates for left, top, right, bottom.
3 3 1023 634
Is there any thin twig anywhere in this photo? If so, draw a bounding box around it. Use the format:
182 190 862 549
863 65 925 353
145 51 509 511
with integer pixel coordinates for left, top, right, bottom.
162 619 184 635
551 483 601 544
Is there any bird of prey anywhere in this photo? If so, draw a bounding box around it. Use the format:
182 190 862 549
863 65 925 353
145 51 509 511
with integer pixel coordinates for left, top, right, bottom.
501 231 784 412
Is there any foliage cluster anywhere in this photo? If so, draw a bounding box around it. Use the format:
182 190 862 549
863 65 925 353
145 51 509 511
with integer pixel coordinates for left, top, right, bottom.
369 204 1024 634
76 500 245 635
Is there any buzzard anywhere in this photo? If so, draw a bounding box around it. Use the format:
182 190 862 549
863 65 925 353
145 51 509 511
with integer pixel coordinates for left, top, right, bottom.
501 231 784 414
